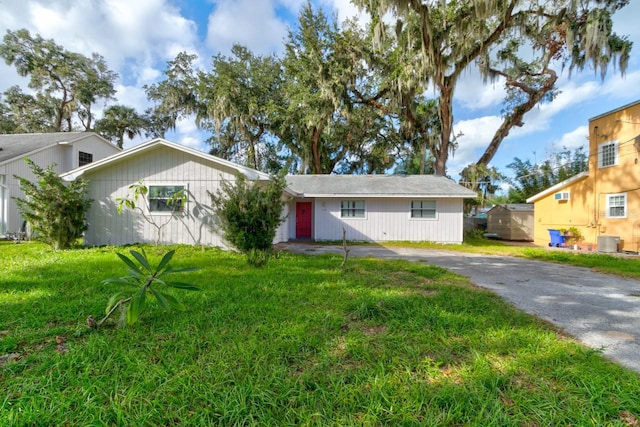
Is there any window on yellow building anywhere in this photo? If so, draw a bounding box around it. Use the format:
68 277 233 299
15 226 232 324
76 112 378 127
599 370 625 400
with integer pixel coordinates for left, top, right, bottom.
606 193 626 218
598 141 618 168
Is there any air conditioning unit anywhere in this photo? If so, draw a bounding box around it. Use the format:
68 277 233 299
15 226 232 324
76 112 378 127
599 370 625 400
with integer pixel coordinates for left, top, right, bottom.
554 191 570 201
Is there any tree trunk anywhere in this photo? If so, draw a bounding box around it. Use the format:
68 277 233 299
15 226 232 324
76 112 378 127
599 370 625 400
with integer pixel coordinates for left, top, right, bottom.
476 69 557 166
435 82 453 176
310 125 324 174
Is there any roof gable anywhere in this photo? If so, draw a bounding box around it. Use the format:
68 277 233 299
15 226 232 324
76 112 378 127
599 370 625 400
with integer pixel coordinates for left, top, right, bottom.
61 138 270 181
525 171 589 203
0 132 116 165
489 204 533 213
285 174 477 198
589 99 640 122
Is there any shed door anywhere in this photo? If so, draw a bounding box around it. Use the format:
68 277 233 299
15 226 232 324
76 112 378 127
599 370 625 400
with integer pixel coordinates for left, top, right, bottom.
295 202 312 239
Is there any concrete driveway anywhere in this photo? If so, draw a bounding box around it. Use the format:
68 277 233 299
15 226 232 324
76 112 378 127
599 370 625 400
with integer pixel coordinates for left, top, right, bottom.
279 242 640 375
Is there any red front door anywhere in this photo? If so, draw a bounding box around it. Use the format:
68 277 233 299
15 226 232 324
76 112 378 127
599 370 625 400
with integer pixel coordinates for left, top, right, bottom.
295 202 312 239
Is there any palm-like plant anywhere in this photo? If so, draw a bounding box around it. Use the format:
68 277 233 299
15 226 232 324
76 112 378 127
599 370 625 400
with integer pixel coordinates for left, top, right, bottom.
98 249 200 326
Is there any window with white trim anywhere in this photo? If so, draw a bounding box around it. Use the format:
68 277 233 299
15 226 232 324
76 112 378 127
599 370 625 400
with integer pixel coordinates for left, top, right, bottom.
341 200 365 218
606 193 626 218
598 141 618 168
78 151 93 167
411 200 437 219
148 185 186 213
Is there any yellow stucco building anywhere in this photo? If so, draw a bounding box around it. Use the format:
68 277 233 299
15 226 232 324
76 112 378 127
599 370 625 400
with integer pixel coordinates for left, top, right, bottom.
527 100 640 252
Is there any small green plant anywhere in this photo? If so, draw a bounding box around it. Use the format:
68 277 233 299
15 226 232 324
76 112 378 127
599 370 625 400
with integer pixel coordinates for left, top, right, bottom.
116 182 187 246
560 226 583 245
97 249 200 326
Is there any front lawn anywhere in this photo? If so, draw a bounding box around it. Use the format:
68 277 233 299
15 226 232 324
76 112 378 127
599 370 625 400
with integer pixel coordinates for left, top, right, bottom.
1 242 639 425
384 236 640 279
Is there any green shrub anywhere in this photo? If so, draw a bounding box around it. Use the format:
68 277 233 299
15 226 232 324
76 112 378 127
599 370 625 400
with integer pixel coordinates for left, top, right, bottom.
209 174 287 266
13 158 92 249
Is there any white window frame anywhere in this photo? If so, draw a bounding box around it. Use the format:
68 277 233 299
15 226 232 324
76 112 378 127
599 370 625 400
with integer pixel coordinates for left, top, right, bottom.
605 193 626 218
410 200 437 219
598 140 618 168
0 174 7 234
340 200 365 218
147 184 186 215
78 151 93 167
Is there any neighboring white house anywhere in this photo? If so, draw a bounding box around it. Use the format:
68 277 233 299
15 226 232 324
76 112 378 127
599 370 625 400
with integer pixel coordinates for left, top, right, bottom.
0 132 120 236
61 138 477 246
284 175 476 243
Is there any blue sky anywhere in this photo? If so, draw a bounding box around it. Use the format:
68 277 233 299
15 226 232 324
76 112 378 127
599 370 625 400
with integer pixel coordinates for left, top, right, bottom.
1 0 639 181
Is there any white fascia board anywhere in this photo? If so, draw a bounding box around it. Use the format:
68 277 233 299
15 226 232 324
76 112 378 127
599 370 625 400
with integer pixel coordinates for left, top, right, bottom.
298 193 473 198
526 171 589 203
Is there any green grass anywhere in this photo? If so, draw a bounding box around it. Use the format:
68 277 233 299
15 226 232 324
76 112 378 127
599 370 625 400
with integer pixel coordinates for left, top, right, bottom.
1 241 639 426
376 236 640 280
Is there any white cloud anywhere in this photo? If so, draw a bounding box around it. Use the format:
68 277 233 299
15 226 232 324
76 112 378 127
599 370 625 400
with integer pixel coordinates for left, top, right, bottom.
448 115 505 174
600 69 640 99
24 0 198 69
454 70 507 111
548 125 589 151
206 0 290 55
323 0 370 27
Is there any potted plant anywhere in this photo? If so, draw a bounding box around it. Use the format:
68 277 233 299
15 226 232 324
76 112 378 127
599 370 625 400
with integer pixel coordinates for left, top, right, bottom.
561 226 583 249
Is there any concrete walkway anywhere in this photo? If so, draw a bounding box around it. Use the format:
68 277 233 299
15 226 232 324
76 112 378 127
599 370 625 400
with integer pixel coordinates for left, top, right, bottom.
278 242 640 375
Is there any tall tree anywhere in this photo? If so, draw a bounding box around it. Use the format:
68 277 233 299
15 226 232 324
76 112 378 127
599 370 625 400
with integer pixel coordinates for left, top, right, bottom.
507 147 588 202
279 2 356 174
0 100 17 134
144 52 201 135
0 86 57 133
0 29 117 132
95 104 147 148
341 15 444 175
198 45 282 170
354 0 632 175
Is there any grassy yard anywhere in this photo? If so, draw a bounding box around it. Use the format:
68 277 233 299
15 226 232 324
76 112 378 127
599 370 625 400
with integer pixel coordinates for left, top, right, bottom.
1 241 639 426
383 236 640 279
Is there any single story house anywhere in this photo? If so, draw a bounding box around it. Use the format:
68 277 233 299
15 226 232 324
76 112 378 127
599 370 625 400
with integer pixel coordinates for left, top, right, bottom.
61 138 477 246
1 132 120 236
486 204 534 241
285 174 477 243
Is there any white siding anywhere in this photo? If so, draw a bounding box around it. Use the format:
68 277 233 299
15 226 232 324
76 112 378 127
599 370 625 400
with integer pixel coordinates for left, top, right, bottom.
82 145 287 247
1 135 119 236
68 135 120 169
3 147 68 234
307 197 464 243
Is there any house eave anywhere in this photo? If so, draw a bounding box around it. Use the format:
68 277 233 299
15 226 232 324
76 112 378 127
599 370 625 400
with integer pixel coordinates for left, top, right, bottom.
526 171 590 203
296 193 476 199
60 138 270 181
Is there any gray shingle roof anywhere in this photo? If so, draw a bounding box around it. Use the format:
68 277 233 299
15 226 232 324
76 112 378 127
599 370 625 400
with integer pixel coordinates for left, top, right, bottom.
491 204 534 212
0 132 88 163
285 174 477 198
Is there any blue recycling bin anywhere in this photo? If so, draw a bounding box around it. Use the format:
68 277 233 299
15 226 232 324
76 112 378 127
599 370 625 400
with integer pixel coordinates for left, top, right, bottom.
548 229 565 247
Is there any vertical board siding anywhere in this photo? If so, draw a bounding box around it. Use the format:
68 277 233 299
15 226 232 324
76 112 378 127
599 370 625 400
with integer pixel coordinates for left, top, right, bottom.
311 197 464 243
82 146 288 247
71 136 120 168
2 136 119 235
4 148 66 233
